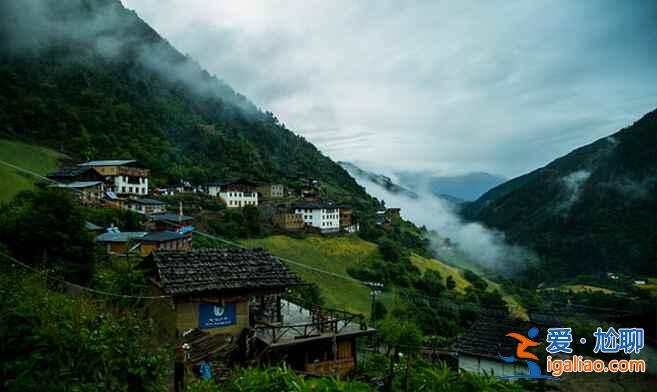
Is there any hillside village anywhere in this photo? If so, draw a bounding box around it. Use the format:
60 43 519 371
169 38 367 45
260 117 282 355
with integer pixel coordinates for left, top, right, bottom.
42 158 408 389
1 137 653 392
45 158 396 245
0 153 637 390
0 1 654 390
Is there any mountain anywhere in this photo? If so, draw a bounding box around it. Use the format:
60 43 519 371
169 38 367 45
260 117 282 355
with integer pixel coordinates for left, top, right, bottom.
339 161 418 199
395 171 506 202
463 110 657 277
0 0 376 212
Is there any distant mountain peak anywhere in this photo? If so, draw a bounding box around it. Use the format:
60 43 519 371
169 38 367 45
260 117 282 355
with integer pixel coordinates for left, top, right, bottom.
394 170 506 202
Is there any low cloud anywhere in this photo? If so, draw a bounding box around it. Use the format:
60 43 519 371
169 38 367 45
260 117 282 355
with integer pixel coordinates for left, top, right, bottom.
345 165 535 274
2 0 261 118
557 170 591 212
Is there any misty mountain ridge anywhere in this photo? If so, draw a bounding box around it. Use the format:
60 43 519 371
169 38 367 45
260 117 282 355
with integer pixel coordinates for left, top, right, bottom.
0 0 376 212
339 161 419 200
395 170 506 202
340 161 507 205
464 109 657 277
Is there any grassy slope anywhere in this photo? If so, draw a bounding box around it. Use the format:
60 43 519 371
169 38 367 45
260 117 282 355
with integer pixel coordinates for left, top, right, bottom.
241 234 484 316
409 252 528 319
241 235 378 315
409 254 470 292
0 139 66 202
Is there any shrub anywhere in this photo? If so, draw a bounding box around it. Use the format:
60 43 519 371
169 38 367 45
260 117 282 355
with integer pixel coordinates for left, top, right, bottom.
0 272 170 391
0 188 97 284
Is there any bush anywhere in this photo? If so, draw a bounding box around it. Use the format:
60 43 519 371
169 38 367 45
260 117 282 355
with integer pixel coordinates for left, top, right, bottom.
82 206 143 231
207 207 263 239
463 270 488 291
405 363 523 392
414 270 445 296
0 272 170 391
446 276 456 290
0 188 97 283
221 365 374 392
378 239 401 262
288 283 325 307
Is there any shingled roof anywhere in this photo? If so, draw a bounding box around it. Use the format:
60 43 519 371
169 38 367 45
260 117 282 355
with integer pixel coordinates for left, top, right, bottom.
291 201 338 210
47 166 101 179
453 311 555 360
151 248 304 295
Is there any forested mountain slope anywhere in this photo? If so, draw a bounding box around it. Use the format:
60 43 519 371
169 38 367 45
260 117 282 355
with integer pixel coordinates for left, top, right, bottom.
0 0 376 211
463 110 657 277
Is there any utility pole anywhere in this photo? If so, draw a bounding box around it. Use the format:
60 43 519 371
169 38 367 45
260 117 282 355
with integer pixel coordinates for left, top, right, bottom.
366 281 384 323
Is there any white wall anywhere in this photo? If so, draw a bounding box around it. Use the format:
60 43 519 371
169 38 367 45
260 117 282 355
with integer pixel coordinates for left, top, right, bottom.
113 175 148 195
125 202 166 215
220 190 258 208
294 207 340 233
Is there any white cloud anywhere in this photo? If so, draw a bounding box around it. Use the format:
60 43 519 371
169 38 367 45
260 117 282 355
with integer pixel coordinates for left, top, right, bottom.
122 0 657 178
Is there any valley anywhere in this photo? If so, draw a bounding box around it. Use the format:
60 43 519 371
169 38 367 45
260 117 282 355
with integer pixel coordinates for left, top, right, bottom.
0 0 654 391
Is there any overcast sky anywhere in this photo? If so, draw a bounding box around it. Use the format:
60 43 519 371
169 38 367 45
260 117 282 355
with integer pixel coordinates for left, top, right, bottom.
122 0 656 178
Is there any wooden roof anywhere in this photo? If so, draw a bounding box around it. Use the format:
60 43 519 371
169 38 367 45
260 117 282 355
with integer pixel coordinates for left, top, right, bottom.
453 311 556 360
47 166 102 179
150 248 304 296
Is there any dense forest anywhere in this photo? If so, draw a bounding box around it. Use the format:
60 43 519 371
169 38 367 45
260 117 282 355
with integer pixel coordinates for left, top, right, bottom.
464 109 657 277
0 0 377 212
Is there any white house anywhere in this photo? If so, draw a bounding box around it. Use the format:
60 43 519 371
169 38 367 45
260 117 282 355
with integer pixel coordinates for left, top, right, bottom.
77 160 149 196
124 198 168 215
292 202 340 233
207 180 259 208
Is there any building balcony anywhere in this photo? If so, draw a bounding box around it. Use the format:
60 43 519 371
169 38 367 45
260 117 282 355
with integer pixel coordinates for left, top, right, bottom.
250 298 374 347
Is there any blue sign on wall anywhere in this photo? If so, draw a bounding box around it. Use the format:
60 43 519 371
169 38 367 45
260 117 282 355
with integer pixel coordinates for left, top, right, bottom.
198 303 236 329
